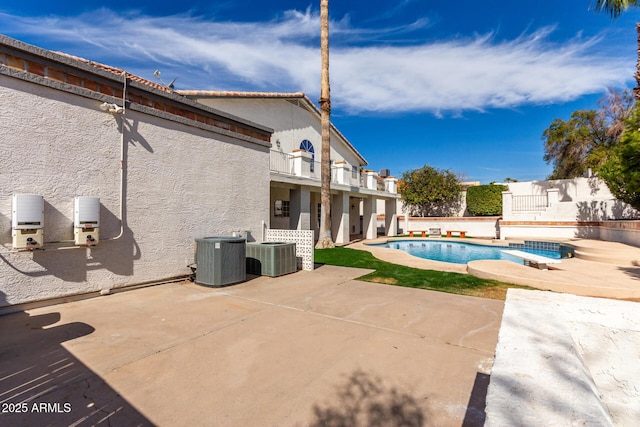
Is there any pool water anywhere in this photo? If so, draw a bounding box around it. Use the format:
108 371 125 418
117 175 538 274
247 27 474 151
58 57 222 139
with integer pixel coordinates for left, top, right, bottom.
376 240 562 264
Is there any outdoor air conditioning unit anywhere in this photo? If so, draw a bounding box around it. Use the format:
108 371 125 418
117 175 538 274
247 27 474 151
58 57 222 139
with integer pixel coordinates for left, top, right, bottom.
379 169 390 178
246 242 297 277
195 236 246 286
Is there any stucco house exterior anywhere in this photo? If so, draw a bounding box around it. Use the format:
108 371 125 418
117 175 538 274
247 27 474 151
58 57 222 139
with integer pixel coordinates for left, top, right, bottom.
178 91 401 244
0 35 273 308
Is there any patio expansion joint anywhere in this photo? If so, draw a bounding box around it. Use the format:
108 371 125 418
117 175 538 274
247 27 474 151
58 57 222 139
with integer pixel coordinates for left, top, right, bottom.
99 306 273 375
217 288 495 356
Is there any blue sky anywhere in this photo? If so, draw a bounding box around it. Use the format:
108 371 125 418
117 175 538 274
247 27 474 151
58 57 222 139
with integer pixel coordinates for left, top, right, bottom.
2 1 639 183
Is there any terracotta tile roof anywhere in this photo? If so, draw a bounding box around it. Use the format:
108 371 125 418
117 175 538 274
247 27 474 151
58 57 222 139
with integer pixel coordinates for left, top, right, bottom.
55 52 172 93
177 90 306 98
0 34 272 143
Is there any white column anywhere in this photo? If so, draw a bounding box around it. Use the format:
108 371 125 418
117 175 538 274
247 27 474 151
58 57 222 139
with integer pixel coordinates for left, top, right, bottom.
362 196 377 239
290 186 311 230
404 214 409 236
291 150 312 177
547 188 559 206
384 177 398 193
333 161 351 185
363 170 378 190
385 199 397 236
331 192 350 244
502 191 513 221
351 198 361 235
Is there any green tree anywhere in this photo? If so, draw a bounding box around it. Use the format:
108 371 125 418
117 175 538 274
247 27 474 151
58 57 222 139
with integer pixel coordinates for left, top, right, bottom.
542 89 633 179
399 165 463 217
600 107 640 210
590 1 640 211
543 110 606 179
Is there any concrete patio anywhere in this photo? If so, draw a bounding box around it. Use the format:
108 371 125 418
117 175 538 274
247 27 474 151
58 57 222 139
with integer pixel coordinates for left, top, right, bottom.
348 237 640 425
0 265 503 427
486 289 640 426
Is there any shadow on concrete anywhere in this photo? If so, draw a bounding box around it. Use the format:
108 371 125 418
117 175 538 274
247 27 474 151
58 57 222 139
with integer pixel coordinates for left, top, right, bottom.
618 263 640 281
0 291 153 426
462 372 490 427
309 369 426 427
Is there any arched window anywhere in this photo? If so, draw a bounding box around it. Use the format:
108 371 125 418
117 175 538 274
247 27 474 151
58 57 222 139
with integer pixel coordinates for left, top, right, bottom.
300 140 315 172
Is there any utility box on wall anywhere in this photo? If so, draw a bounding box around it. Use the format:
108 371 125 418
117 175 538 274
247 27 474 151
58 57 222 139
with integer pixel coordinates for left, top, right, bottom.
12 194 44 250
74 197 100 245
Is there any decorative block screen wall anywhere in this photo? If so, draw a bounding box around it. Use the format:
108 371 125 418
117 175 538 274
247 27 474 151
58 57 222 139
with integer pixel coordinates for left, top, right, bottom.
265 229 314 271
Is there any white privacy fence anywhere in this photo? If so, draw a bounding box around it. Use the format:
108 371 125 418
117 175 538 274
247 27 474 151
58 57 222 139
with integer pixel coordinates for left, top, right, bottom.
265 229 314 271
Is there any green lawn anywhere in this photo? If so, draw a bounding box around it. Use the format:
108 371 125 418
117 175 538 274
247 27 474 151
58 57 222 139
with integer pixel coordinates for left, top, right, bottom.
314 247 531 300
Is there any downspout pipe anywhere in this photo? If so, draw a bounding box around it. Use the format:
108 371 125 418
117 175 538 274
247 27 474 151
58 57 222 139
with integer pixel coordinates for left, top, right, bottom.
104 69 127 241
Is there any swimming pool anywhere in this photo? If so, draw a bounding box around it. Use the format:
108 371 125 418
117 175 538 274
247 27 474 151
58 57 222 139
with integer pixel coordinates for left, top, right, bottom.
374 240 564 264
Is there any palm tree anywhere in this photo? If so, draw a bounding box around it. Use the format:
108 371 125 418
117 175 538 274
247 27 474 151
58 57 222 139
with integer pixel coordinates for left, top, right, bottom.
592 0 640 99
316 0 335 249
592 0 639 17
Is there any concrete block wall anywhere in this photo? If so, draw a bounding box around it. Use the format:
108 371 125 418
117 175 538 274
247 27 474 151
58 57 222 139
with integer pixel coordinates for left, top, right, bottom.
599 221 640 247
397 217 501 238
0 75 270 307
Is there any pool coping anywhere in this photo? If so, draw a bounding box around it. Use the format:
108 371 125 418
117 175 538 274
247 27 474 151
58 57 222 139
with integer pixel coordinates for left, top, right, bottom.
348 238 640 299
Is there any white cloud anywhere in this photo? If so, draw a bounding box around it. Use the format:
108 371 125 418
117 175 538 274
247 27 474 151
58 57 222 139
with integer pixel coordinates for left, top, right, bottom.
333 28 632 114
0 9 633 115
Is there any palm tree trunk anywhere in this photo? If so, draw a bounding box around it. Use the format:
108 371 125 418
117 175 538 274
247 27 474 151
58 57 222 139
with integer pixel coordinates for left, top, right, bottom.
635 22 640 101
316 0 335 249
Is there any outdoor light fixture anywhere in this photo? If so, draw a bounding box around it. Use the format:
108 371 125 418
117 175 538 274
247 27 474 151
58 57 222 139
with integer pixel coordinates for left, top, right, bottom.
100 102 124 114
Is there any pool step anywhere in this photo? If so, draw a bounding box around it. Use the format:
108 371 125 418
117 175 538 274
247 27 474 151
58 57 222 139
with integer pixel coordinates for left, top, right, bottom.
568 240 640 266
572 249 639 266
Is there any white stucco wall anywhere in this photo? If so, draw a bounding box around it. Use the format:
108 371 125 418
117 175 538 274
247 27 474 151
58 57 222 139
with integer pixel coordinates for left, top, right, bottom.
599 221 640 247
499 225 601 240
378 191 468 219
396 217 500 238
191 97 364 168
505 177 636 221
506 178 616 200
500 178 639 241
0 75 269 307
